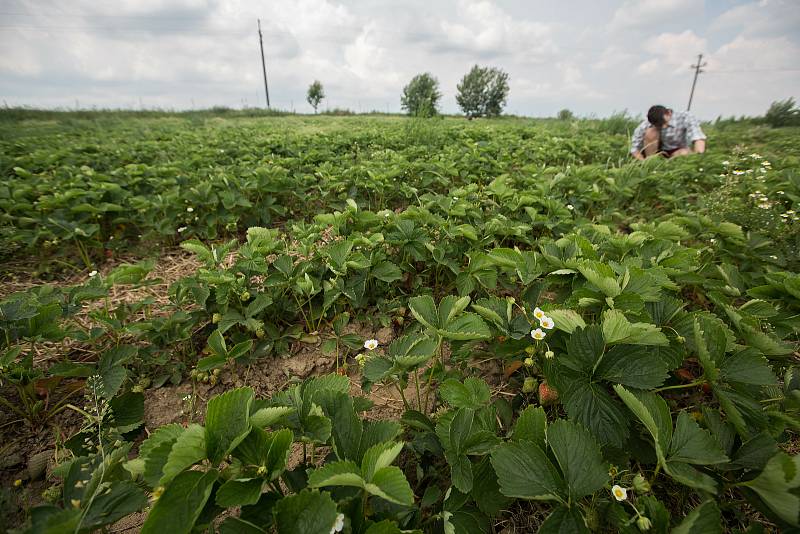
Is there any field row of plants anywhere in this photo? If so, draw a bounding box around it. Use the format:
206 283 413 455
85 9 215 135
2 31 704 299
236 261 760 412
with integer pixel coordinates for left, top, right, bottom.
1 114 799 533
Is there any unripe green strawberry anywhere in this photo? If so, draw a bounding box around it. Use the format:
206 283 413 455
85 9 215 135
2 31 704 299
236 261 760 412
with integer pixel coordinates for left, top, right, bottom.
212 313 221 324
539 381 559 405
256 327 265 339
632 473 650 493
636 516 652 531
240 291 251 301
522 377 537 393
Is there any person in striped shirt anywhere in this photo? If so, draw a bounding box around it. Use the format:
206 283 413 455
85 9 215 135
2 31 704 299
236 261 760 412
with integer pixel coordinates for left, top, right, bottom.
631 105 707 160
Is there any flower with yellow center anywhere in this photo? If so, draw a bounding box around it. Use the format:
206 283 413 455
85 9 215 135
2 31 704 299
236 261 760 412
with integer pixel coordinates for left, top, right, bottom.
533 307 545 320
539 316 555 330
611 484 627 501
531 328 546 341
363 339 379 350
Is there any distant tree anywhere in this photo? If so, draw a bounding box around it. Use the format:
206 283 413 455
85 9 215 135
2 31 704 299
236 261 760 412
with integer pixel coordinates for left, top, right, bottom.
765 97 799 127
401 73 441 117
306 80 325 114
456 65 510 119
557 108 574 121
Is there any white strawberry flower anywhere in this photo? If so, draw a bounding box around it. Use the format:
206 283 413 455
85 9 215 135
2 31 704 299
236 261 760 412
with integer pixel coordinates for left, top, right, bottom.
330 513 345 533
364 339 379 351
533 307 545 320
539 316 555 330
612 484 628 501
531 328 546 341
186 207 194 212
89 270 98 277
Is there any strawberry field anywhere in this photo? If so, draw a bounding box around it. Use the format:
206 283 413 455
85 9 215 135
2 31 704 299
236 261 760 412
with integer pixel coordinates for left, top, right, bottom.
1 111 800 533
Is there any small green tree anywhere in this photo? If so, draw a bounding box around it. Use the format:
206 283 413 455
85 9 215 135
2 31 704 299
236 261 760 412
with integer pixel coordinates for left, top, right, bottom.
456 65 510 119
557 108 574 121
306 80 325 114
401 73 441 117
765 97 799 127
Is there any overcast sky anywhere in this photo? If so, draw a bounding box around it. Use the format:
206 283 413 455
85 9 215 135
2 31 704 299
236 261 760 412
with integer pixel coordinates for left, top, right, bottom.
1 0 798 119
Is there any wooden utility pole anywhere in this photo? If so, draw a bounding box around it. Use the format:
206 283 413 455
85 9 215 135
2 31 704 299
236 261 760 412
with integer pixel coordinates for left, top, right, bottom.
257 19 270 108
687 53 706 111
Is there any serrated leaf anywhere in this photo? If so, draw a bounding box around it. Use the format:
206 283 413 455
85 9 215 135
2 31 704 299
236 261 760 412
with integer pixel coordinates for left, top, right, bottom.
308 460 364 488
491 440 566 501
205 387 254 464
408 295 439 330
80 480 148 531
511 406 547 448
439 377 491 409
539 505 589 534
208 329 227 357
547 419 608 500
564 382 630 449
440 312 491 340
372 261 403 282
366 466 414 505
361 441 403 481
562 325 604 374
546 309 586 334
595 345 669 389
577 261 621 297
161 424 206 485
739 323 793 356
179 239 214 264
139 424 184 461
669 411 728 465
741 452 800 526
672 501 723 534
471 456 511 517
274 490 338 534
613 385 671 461
665 460 718 493
141 469 218 534
602 310 668 346
216 478 264 507
719 349 777 386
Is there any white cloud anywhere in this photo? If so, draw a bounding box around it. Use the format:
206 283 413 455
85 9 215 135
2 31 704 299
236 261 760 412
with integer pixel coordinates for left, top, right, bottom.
609 0 698 31
710 0 800 37
438 0 556 60
640 30 707 74
0 0 797 118
343 25 401 93
707 34 800 72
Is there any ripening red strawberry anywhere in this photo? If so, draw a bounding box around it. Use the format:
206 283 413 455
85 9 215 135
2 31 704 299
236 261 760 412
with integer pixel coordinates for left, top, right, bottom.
539 381 559 406
676 368 694 381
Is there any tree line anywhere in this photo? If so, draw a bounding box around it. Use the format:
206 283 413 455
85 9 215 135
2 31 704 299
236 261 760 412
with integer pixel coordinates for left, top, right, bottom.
306 65 510 118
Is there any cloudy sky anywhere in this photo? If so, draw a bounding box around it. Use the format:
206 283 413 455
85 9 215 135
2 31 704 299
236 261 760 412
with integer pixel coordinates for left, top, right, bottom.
1 0 798 119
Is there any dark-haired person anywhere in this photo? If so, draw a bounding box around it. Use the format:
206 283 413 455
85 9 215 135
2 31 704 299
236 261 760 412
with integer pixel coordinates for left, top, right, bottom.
630 105 706 160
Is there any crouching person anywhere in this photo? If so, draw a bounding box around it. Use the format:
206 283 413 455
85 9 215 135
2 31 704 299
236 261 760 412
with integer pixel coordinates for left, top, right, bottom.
631 105 706 160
